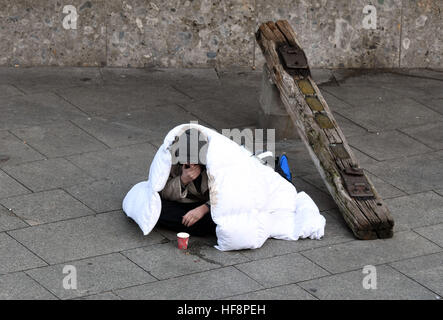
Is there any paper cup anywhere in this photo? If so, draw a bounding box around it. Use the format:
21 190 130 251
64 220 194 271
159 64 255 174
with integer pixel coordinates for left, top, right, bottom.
177 232 190 250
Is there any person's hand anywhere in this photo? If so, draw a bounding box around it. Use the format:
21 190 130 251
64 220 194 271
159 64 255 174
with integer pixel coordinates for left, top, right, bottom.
180 164 201 185
182 204 209 227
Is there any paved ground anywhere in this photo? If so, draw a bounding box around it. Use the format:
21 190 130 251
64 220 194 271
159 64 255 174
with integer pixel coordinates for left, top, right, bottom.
0 67 442 300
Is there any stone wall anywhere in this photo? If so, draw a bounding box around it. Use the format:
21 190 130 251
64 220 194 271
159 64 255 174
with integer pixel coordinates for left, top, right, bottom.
0 0 441 68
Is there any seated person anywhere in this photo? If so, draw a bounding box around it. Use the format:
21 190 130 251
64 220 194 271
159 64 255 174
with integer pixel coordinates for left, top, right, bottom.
157 130 216 237
157 128 293 237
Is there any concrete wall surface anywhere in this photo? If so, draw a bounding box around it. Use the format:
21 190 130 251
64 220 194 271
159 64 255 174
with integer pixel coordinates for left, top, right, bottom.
0 0 441 69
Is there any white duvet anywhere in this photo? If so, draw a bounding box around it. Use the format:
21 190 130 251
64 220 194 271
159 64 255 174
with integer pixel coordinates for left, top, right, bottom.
123 123 326 251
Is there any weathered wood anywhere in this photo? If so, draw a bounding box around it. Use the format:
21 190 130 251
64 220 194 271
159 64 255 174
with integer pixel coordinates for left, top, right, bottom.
256 20 394 239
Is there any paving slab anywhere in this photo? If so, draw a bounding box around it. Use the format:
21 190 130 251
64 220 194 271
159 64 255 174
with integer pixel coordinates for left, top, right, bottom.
72 105 209 148
100 68 221 87
226 284 316 300
8 211 165 264
301 231 441 274
0 92 87 131
330 69 365 84
364 171 407 199
400 122 443 150
57 84 191 116
2 158 95 192
11 121 108 157
26 253 156 300
351 146 379 167
415 97 443 115
67 143 157 184
1 189 94 226
186 241 250 266
333 112 368 138
414 223 443 248
0 205 27 232
385 79 443 100
0 130 45 167
275 140 320 177
0 232 46 274
75 292 122 300
0 84 22 98
394 69 443 82
391 252 443 297
0 67 102 94
0 170 30 199
320 90 354 113
338 98 443 132
141 235 249 267
0 272 57 300
71 116 151 148
235 253 329 288
365 151 443 194
154 226 217 247
123 242 222 280
293 179 337 212
348 131 432 161
217 69 261 88
336 72 436 98
64 179 132 213
100 68 177 87
298 265 437 300
174 81 260 106
323 85 404 106
177 95 260 131
115 266 263 300
0 68 441 300
240 211 354 260
384 192 443 232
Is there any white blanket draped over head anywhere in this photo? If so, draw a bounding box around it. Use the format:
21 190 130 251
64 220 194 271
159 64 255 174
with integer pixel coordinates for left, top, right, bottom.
122 123 326 251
